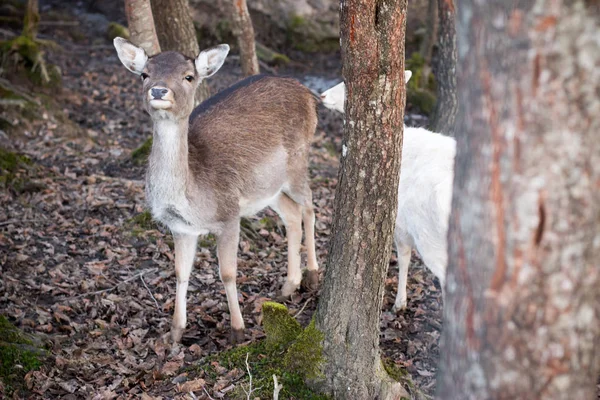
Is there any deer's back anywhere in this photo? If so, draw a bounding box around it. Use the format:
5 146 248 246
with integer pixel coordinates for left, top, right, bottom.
187 75 317 217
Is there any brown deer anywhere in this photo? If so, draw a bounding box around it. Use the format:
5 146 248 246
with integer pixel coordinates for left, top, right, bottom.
113 37 319 344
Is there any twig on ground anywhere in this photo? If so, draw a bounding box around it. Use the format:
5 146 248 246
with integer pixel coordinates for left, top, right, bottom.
293 297 312 318
242 352 253 400
272 375 283 400
202 385 216 400
140 274 160 310
67 268 159 300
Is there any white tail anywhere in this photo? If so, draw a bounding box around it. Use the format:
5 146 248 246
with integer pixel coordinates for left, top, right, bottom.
114 38 319 343
320 71 454 310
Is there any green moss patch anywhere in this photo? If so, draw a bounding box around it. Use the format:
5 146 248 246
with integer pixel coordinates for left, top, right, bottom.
107 22 129 41
405 52 437 116
262 301 302 351
0 316 48 396
0 147 43 194
193 302 327 399
131 137 152 166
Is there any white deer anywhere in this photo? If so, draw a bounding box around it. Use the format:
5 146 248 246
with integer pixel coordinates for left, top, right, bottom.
320 72 455 310
113 38 319 343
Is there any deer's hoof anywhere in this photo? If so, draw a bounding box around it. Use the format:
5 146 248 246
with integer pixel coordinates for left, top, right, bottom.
280 280 300 298
392 300 407 314
302 270 319 291
230 328 245 345
171 327 184 344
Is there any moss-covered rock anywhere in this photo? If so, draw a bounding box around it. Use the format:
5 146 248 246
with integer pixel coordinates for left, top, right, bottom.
407 87 437 116
283 319 324 379
131 137 152 165
262 301 302 351
255 42 290 66
286 14 339 53
0 35 62 88
0 147 42 194
0 316 48 396
107 22 129 41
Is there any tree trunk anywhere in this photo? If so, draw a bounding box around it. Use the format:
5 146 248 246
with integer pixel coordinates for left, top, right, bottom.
151 0 210 102
418 0 438 89
436 1 600 399
22 0 39 38
125 0 161 56
227 0 259 76
429 0 457 134
313 0 409 398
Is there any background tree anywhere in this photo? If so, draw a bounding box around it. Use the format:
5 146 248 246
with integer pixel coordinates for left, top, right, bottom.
226 0 259 76
151 0 210 102
125 0 160 56
313 0 409 398
418 0 438 89
429 0 457 134
437 0 600 398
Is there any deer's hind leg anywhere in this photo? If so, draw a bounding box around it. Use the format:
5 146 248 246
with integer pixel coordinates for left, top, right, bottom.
284 176 319 291
271 193 304 297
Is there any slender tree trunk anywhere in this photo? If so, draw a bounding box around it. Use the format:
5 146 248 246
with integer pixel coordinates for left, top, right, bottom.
313 0 409 398
418 0 438 89
22 0 39 38
227 0 259 76
436 1 600 399
125 0 161 56
151 0 210 102
429 0 457 134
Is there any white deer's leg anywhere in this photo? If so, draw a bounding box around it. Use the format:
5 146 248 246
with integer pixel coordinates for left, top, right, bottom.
393 242 412 312
302 202 319 290
216 221 245 343
272 193 303 297
171 233 198 343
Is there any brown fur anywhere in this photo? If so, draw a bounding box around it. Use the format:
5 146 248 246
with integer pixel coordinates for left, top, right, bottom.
188 75 318 220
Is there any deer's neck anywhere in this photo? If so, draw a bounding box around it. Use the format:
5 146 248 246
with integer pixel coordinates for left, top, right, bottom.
147 118 191 201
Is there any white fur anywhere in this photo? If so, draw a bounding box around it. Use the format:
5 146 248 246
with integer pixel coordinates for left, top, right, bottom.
320 71 455 310
195 45 230 79
113 37 148 75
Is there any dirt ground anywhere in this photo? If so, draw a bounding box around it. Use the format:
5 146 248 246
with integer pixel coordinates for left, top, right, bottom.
0 8 443 400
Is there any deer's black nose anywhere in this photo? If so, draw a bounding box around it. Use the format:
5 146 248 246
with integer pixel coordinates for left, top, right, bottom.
151 87 169 99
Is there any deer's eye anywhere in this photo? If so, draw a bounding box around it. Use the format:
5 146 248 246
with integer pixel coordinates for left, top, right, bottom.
140 73 149 81
185 75 194 82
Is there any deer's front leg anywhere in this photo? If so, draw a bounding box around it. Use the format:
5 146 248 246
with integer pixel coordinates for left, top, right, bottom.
216 221 245 344
171 233 198 343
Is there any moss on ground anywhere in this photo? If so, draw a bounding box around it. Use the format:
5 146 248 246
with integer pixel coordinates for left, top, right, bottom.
0 147 40 193
131 137 152 165
262 301 302 351
191 302 328 398
107 22 129 41
0 35 62 88
0 316 47 396
128 210 156 231
405 52 437 116
382 357 428 400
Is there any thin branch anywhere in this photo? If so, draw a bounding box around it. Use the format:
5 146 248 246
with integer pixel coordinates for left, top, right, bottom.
66 268 159 300
293 297 312 318
140 274 160 310
242 352 253 400
202 385 216 400
272 375 283 400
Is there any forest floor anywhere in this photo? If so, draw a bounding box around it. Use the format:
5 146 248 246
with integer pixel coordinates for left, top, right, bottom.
0 10 442 400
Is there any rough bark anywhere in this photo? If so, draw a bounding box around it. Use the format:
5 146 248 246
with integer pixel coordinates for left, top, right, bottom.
313 0 409 398
429 0 457 134
436 1 600 399
125 0 161 56
151 0 210 102
418 0 438 89
22 0 39 38
227 0 259 76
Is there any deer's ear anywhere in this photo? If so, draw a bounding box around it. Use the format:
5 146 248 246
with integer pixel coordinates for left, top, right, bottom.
195 44 229 79
113 37 148 75
404 70 412 84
